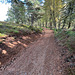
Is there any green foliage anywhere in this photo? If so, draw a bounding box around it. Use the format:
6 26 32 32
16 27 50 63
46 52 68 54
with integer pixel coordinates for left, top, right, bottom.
0 22 43 38
54 29 75 52
7 1 25 24
0 33 6 37
34 28 43 33
29 26 43 33
13 30 19 34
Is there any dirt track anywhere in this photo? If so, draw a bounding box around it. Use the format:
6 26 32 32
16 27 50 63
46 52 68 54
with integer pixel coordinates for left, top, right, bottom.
0 29 64 75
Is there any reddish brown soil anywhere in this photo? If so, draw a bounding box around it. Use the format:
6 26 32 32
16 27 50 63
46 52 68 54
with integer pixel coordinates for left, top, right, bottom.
0 33 42 68
0 29 65 75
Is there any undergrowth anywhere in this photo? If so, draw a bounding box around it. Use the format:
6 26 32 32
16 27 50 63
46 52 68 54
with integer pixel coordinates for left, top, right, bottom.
0 22 43 44
0 22 43 37
54 29 75 75
54 29 75 52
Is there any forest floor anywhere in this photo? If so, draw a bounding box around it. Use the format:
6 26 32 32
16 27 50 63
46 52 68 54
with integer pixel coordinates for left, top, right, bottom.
0 28 67 75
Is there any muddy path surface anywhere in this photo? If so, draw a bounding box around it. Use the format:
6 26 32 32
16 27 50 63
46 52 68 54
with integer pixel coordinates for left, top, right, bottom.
0 29 64 75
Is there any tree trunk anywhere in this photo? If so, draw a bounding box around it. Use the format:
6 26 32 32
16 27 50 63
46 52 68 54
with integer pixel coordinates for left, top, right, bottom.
68 22 71 29
68 17 72 29
52 0 56 29
40 21 41 28
58 20 61 29
49 18 52 29
74 25 75 29
52 11 56 29
43 22 44 27
45 20 47 28
49 22 52 29
62 19 66 29
31 14 34 27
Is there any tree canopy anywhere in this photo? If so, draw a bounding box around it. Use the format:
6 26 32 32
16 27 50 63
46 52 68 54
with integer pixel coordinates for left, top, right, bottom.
0 0 74 29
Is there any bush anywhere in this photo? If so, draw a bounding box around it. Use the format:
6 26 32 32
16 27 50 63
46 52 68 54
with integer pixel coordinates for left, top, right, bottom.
29 26 43 33
0 22 43 37
13 30 19 34
0 33 6 37
19 28 32 35
54 29 75 53
68 36 75 52
29 26 35 31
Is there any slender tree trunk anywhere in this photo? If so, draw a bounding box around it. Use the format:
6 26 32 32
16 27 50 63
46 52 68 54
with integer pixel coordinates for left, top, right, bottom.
49 18 52 29
68 22 71 29
28 16 31 25
74 25 75 29
40 20 41 28
45 20 47 28
52 11 56 29
58 20 61 29
68 17 72 29
62 19 66 29
49 7 53 29
43 21 44 27
62 16 68 29
49 22 52 29
38 20 40 28
68 2 72 29
31 14 34 26
29 20 30 25
52 0 56 29
35 23 37 28
22 21 23 24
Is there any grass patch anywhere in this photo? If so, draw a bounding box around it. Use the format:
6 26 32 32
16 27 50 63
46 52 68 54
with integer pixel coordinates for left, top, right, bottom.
0 33 6 37
0 21 43 37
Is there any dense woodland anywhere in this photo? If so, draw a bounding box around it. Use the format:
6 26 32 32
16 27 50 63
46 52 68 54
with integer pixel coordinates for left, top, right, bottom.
0 0 75 75
5 0 75 29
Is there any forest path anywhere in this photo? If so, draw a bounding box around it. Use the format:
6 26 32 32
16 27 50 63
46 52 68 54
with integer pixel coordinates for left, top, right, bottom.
0 28 64 75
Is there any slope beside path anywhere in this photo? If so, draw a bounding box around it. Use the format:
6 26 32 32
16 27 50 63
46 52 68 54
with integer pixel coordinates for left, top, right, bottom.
0 29 64 75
